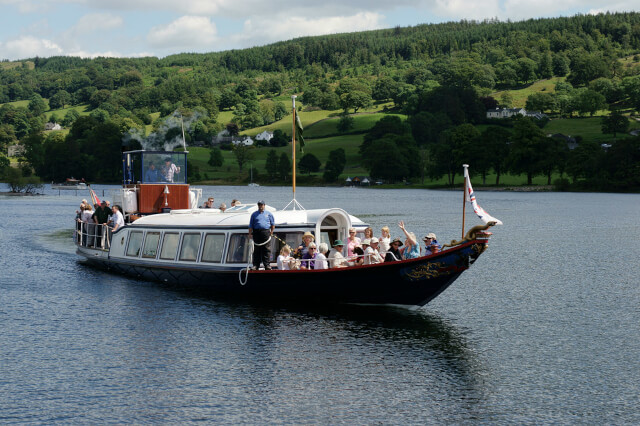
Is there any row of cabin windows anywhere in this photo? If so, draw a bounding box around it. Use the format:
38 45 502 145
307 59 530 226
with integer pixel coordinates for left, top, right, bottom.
125 231 310 264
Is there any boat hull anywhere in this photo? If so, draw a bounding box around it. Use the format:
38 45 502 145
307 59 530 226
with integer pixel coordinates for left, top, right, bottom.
78 239 489 307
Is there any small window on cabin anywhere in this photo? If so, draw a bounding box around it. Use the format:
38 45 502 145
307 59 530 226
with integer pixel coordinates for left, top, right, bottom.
283 232 303 251
227 234 250 263
160 232 179 260
179 233 201 262
201 233 225 263
126 231 144 257
142 232 160 258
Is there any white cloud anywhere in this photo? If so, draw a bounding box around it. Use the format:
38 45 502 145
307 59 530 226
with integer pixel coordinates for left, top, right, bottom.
231 12 386 48
0 36 63 59
147 15 217 49
72 13 123 34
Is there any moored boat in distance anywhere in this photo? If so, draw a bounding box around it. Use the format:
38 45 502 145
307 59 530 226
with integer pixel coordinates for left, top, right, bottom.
52 178 87 190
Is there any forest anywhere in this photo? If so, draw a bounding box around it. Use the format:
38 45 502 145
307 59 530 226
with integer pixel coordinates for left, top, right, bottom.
1 12 640 191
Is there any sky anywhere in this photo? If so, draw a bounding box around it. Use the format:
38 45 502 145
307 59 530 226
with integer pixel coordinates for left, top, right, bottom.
0 0 637 61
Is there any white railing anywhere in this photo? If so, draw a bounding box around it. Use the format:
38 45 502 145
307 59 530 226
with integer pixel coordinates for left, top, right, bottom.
75 221 112 250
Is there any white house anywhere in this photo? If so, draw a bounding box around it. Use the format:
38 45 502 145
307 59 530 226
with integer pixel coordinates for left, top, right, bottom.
7 144 25 157
232 136 254 146
486 108 526 119
255 131 273 142
44 122 62 131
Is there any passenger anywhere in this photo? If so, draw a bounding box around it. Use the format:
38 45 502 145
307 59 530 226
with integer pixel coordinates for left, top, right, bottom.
352 246 365 266
364 237 384 265
385 237 403 262
144 162 159 182
92 200 112 248
110 205 125 232
379 226 391 255
398 220 420 259
277 245 294 270
360 239 370 263
301 242 317 269
328 240 349 268
346 227 361 259
294 231 315 259
231 199 241 207
364 227 373 240
202 197 215 208
218 203 227 212
161 157 181 182
314 243 329 270
423 233 442 255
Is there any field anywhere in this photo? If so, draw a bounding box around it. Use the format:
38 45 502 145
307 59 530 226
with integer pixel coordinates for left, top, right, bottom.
545 116 640 143
491 77 565 108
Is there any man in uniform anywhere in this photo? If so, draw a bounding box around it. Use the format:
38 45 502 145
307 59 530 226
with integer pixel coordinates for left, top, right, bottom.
248 200 275 270
92 200 112 248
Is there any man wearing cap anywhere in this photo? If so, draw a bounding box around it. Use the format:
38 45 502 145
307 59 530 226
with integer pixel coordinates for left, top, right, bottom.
363 237 384 265
423 233 441 256
92 200 112 248
385 237 403 262
248 201 275 270
328 240 349 268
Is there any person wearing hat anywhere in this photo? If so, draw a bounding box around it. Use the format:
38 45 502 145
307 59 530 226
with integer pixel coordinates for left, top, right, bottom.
91 200 112 249
248 200 275 270
294 231 315 259
423 233 441 256
385 237 403 262
328 240 349 268
363 237 384 265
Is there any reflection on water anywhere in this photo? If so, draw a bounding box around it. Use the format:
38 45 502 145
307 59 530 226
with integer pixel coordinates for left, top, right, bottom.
1 187 640 423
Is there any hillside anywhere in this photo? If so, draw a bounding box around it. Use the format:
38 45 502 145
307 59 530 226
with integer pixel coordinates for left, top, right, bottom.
2 12 640 191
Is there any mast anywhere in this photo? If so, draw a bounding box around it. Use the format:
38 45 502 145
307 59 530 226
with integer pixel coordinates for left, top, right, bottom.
462 164 468 238
292 95 297 203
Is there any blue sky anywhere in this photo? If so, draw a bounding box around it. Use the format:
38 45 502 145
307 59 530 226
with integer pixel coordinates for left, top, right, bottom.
0 0 637 61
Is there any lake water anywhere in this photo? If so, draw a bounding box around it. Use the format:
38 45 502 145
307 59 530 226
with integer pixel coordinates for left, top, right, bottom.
1 184 639 423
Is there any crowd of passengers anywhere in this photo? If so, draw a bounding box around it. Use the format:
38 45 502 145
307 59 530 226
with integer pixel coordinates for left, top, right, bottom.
275 222 442 271
75 198 124 248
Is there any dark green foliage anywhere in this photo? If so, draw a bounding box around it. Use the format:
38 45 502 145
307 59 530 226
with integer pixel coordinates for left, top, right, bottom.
337 114 354 133
270 129 289 147
265 149 279 179
277 153 291 181
208 147 224 168
298 153 321 175
601 110 630 137
232 143 254 172
323 148 346 182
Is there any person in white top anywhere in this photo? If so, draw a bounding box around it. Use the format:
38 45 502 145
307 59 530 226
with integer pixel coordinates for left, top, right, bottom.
110 205 125 232
328 240 349 268
277 245 294 270
314 243 329 270
379 226 391 255
363 237 384 265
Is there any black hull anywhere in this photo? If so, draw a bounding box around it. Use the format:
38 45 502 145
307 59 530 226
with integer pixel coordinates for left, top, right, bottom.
80 240 489 307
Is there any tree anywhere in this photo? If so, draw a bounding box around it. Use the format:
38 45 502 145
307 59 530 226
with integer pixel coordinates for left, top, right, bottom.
508 118 547 184
28 94 47 116
208 147 224 168
232 143 254 172
270 129 289 147
0 153 10 176
226 122 239 137
298 153 321 175
339 90 372 113
5 167 43 194
337 114 354 133
265 149 279 179
481 126 511 185
429 123 479 185
277 152 291 181
601 110 630 138
575 89 606 116
323 148 346 182
525 92 555 112
49 90 72 109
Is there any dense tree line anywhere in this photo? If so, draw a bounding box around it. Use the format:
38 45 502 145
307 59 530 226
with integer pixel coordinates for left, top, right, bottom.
2 12 640 189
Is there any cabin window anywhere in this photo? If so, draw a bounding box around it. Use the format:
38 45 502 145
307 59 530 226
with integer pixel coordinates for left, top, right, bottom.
160 232 179 260
226 234 250 263
179 233 201 262
321 216 337 226
126 231 144 257
201 233 225 263
142 232 160 258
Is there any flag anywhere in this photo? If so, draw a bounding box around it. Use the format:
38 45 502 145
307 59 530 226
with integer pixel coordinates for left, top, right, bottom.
464 166 503 225
89 186 101 207
295 112 305 152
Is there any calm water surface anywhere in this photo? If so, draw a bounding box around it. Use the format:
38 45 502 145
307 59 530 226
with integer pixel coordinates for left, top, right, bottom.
1 184 639 423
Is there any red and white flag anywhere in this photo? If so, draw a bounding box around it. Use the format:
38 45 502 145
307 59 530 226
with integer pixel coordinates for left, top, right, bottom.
89 186 101 206
464 165 503 225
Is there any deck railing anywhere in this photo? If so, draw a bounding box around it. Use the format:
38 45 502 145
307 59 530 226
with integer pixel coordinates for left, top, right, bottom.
75 221 112 250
